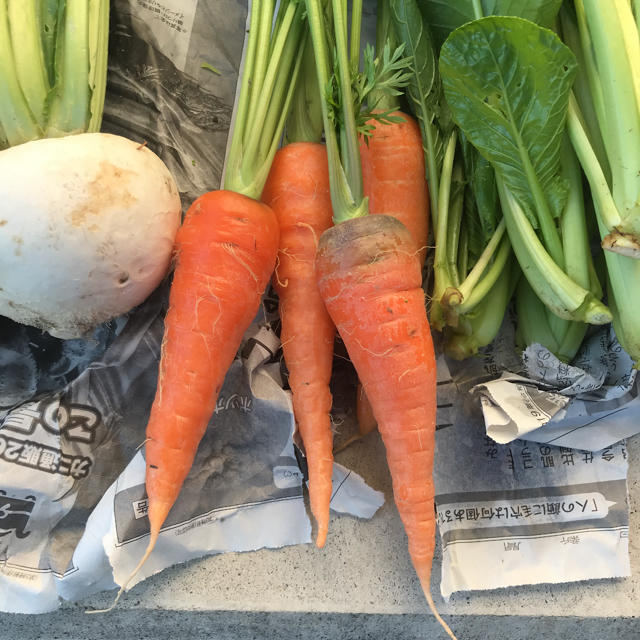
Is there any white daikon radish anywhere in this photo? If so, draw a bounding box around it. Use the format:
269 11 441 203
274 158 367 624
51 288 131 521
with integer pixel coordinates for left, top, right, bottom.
0 133 182 338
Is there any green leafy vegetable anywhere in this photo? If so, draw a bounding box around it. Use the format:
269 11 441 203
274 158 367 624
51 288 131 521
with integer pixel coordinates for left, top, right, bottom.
440 16 610 328
389 0 512 358
416 0 563 50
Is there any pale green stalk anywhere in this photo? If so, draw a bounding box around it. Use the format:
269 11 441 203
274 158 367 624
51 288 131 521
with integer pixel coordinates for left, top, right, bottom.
0 1 41 145
87 0 109 132
7 0 48 128
242 1 303 172
244 0 276 135
567 96 625 237
578 0 640 220
47 0 90 136
332 0 364 207
350 0 363 68
304 0 367 222
224 0 306 199
497 177 611 325
457 223 510 313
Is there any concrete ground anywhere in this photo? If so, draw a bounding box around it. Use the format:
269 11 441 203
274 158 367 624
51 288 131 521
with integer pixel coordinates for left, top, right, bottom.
2 433 638 640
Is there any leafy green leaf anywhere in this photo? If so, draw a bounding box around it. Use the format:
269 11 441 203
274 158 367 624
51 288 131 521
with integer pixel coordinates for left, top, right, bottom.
389 0 452 218
439 16 576 230
460 133 499 242
417 0 563 50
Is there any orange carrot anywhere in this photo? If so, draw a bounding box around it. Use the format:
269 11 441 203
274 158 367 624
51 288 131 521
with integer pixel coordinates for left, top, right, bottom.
354 111 431 440
92 191 279 610
304 0 455 633
261 142 336 547
315 215 456 639
360 111 430 266
86 0 308 613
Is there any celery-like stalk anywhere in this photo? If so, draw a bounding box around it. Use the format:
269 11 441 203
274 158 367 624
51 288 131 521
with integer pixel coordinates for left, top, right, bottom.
0 1 41 146
284 35 324 145
223 0 306 199
7 1 49 129
0 0 109 149
573 0 640 255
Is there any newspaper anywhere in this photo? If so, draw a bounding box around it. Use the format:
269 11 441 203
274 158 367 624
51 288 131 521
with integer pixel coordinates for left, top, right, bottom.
471 326 640 451
434 354 631 598
0 1 383 615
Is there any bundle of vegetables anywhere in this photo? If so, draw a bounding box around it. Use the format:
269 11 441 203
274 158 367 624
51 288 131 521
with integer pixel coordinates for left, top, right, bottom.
0 0 109 148
561 0 640 364
381 0 640 367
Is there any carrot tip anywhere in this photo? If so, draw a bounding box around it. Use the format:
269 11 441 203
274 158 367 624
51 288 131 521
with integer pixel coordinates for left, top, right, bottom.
419 575 459 640
315 525 328 549
85 530 160 615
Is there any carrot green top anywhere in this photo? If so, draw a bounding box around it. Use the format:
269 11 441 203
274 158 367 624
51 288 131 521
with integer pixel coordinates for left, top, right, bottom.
304 0 410 224
304 0 367 224
223 0 306 199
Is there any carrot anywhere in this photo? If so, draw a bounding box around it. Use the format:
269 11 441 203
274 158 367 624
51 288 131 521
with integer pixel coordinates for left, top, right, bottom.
261 142 336 547
360 111 430 266
354 111 431 440
304 0 456 635
144 190 279 546
88 0 307 612
89 191 279 612
316 215 455 638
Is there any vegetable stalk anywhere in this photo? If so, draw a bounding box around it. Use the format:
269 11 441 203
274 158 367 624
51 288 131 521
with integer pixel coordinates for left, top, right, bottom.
0 0 110 149
224 0 307 199
571 0 640 257
304 0 368 222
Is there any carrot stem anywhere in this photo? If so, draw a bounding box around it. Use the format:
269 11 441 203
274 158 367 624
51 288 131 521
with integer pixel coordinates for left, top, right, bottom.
224 0 305 199
350 0 363 69
305 0 368 223
332 0 364 207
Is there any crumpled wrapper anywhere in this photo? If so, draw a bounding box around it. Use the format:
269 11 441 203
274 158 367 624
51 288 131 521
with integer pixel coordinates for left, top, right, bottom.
473 326 640 451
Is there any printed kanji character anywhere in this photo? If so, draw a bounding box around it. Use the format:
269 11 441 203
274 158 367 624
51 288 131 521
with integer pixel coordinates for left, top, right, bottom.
601 448 615 462
2 403 41 436
2 438 23 462
58 453 73 475
18 443 42 466
70 457 91 479
560 448 575 465
134 499 148 518
466 508 479 521
38 449 60 472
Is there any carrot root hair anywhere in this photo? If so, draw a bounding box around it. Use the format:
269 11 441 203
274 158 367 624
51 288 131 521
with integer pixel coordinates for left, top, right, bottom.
424 591 458 640
86 530 159 614
417 571 458 640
